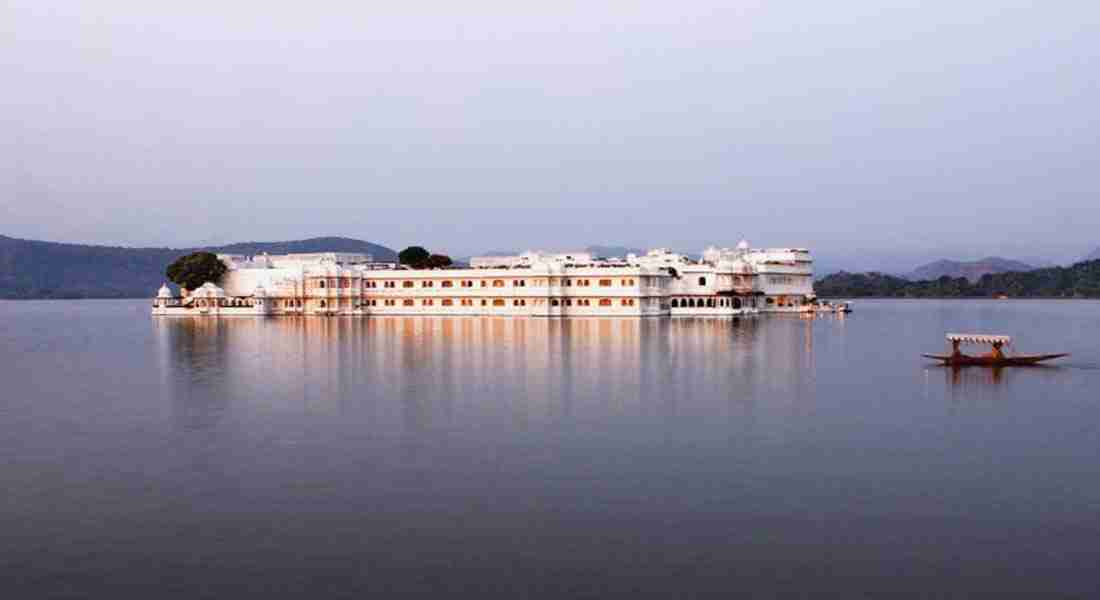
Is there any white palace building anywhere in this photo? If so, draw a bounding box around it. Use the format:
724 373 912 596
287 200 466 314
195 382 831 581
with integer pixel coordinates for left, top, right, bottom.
152 242 815 318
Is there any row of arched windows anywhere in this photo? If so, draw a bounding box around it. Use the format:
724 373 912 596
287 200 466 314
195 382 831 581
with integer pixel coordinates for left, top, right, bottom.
194 298 256 308
670 297 745 309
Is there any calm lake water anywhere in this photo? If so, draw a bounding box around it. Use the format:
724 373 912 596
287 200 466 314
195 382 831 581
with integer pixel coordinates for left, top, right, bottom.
2 299 1099 598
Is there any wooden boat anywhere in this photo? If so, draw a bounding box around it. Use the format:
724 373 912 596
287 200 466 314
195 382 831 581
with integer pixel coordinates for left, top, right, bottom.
923 333 1068 367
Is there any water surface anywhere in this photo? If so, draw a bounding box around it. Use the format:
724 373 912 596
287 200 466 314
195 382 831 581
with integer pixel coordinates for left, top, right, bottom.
2 300 1098 598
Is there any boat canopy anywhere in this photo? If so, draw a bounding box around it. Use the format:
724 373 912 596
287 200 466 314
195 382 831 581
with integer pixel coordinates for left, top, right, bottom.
946 333 1012 346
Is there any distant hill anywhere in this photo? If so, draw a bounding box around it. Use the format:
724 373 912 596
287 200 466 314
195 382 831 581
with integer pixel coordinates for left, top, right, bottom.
1085 248 1100 262
817 259 1100 298
0 235 396 299
463 245 645 262
586 245 644 258
906 257 1034 282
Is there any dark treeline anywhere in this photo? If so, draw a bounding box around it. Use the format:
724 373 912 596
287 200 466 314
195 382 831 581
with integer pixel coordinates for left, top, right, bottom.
817 259 1100 298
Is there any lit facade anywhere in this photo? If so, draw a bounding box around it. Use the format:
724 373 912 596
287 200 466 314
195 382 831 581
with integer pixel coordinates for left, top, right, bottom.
152 243 815 317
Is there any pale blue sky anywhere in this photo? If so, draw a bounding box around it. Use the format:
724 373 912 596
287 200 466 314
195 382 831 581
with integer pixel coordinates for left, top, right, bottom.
2 0 1097 271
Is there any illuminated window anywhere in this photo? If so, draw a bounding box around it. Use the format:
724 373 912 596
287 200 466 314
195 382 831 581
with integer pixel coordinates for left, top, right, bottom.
403 299 415 306
403 281 414 288
599 298 613 306
493 299 505 306
493 280 505 288
442 281 453 288
599 279 612 287
442 299 453 306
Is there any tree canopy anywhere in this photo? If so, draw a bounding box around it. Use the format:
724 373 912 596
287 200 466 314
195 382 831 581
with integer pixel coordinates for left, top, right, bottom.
425 254 453 269
398 246 430 266
816 260 1100 298
165 252 228 291
398 246 453 269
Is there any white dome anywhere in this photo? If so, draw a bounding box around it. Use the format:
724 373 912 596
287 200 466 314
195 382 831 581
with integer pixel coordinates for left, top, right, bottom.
737 240 750 251
157 283 173 298
192 282 226 298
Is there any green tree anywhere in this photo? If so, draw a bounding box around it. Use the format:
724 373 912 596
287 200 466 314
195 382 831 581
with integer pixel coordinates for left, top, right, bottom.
425 254 453 269
165 252 228 291
399 246 430 267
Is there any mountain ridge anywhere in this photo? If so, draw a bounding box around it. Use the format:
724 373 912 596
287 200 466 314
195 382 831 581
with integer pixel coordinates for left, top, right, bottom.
905 257 1035 282
0 235 396 299
817 259 1100 298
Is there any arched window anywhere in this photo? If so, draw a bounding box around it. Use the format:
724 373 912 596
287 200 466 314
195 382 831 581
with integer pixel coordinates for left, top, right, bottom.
733 298 742 309
708 299 715 308
671 299 679 308
698 277 707 286
319 300 326 308
319 280 326 288
551 299 560 306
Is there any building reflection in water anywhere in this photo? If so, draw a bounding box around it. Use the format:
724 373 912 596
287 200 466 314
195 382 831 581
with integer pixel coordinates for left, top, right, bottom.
154 315 838 446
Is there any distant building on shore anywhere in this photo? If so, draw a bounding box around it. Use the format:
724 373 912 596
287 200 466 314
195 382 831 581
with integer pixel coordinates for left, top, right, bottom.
153 242 814 317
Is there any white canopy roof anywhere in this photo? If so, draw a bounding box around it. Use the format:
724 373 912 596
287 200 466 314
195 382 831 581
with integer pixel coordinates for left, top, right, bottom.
947 333 1012 345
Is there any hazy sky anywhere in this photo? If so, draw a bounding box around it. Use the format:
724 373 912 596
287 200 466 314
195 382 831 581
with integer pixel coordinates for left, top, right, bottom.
3 1 1097 270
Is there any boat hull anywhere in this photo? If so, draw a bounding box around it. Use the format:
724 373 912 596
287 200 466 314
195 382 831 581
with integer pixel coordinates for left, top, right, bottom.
922 353 1068 367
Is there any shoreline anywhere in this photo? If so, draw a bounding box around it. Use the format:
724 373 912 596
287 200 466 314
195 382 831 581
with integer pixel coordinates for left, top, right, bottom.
819 296 1100 301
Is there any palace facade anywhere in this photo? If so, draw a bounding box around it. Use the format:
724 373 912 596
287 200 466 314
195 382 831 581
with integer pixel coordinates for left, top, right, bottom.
152 243 815 318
